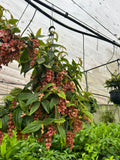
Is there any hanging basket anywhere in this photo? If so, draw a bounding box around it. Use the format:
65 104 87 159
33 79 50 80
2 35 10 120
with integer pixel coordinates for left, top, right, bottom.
109 90 120 105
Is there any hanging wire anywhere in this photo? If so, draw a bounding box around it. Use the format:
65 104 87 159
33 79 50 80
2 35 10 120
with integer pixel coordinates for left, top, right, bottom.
17 3 29 26
82 34 88 91
83 34 85 70
50 4 54 27
96 38 99 51
71 0 117 39
21 9 37 36
106 45 115 75
117 59 120 73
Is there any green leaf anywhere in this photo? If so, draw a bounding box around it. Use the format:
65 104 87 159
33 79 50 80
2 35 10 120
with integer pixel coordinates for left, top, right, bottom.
26 93 39 106
10 87 22 97
57 91 66 99
43 118 54 126
1 115 9 131
55 105 59 119
66 102 76 107
57 125 66 142
50 97 58 110
22 120 42 134
1 140 7 158
5 142 22 159
17 92 32 100
11 27 20 33
41 100 49 113
50 43 61 48
20 48 29 62
41 83 55 92
57 51 68 58
19 100 27 111
0 8 3 18
54 118 65 124
36 57 45 64
13 108 23 130
22 115 34 128
29 101 40 115
0 118 2 128
8 19 18 25
36 28 41 36
44 64 52 68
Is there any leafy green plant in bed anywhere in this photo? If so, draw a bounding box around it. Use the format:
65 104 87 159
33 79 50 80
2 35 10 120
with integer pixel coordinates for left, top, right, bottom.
73 122 120 160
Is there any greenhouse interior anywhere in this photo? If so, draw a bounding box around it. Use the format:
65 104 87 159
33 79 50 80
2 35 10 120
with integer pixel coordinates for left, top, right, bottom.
0 0 120 159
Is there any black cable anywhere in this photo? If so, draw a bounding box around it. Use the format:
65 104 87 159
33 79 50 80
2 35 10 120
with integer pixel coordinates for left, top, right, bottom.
21 9 37 36
71 0 117 38
39 0 116 42
44 0 106 37
32 0 120 45
24 0 99 38
92 93 109 98
84 58 120 72
17 3 29 26
24 0 120 47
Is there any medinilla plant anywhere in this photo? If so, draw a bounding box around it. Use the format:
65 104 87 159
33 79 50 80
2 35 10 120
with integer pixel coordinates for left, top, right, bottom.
0 5 95 150
105 71 120 104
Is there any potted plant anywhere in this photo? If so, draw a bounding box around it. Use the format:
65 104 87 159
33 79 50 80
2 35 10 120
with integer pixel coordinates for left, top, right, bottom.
105 72 120 104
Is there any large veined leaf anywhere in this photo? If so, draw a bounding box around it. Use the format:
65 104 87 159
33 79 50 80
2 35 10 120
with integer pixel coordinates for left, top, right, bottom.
55 105 59 119
57 91 66 99
1 115 9 131
17 92 32 100
29 101 40 115
41 100 50 113
49 97 58 111
19 100 27 111
57 124 66 143
41 83 55 92
22 120 42 134
13 108 23 130
43 118 54 126
22 115 34 128
26 93 39 106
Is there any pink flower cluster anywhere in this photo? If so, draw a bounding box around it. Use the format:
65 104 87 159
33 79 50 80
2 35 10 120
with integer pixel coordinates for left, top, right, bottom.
8 112 15 138
62 81 75 93
0 130 4 145
43 68 54 83
44 124 57 149
0 29 24 68
57 98 66 115
66 131 75 150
